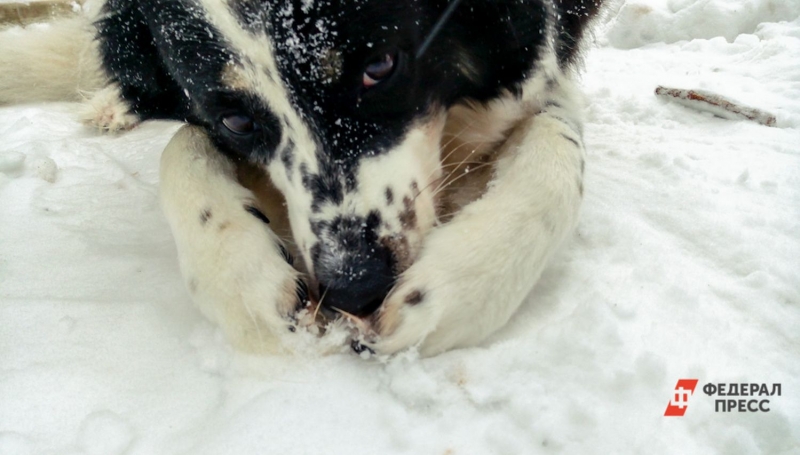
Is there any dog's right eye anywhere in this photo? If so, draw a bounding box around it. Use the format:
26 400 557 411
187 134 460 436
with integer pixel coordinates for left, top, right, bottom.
221 113 259 136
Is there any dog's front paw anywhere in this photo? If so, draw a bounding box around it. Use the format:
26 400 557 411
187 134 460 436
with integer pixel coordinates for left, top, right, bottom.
80 85 140 133
359 220 508 356
360 274 441 356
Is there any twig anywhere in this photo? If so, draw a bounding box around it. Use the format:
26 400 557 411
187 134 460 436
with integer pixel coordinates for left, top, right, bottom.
655 86 776 127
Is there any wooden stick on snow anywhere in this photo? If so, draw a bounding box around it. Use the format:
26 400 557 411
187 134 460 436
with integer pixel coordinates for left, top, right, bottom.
655 86 777 127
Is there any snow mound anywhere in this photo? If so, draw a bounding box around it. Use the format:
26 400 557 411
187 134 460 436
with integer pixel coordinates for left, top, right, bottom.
604 0 800 48
77 411 134 455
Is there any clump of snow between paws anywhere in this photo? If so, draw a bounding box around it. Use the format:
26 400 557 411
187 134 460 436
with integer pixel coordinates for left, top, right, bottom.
77 411 135 455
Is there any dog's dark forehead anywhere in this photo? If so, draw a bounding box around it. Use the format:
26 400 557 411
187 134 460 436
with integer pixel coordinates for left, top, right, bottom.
221 0 438 183
260 1 430 153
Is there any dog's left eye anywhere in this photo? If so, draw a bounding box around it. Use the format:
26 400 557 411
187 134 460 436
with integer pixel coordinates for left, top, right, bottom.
363 52 397 88
221 113 259 136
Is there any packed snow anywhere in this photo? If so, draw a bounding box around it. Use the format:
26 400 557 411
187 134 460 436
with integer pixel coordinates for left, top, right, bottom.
1 0 799 454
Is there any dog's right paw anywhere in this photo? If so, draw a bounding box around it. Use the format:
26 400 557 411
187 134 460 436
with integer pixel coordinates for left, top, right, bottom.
80 85 140 133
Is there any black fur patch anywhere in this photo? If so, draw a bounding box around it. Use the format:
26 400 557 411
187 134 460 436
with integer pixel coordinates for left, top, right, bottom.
399 196 417 229
97 0 283 163
560 133 580 148
295 278 309 306
351 340 374 355
279 244 294 266
300 162 344 213
245 205 270 224
555 0 604 64
404 290 425 306
95 0 193 120
280 139 295 176
200 208 212 225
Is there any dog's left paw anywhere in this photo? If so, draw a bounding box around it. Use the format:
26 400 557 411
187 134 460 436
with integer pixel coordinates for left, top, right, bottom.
80 85 140 133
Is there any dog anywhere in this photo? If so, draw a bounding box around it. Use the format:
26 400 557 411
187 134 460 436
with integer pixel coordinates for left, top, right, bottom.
0 0 601 356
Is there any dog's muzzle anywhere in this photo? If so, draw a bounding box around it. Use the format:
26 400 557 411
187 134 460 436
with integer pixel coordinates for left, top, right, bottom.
313 235 395 317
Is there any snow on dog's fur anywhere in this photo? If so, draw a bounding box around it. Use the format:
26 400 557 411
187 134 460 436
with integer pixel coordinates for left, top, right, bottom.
0 0 602 356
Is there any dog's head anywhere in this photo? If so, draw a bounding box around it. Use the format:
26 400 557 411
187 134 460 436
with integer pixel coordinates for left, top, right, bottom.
99 0 544 315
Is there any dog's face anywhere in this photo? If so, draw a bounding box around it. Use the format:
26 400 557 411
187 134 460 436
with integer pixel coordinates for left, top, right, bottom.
101 0 543 315
202 1 452 316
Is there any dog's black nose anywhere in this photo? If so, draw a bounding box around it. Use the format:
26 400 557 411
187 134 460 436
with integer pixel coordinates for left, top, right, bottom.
315 246 394 317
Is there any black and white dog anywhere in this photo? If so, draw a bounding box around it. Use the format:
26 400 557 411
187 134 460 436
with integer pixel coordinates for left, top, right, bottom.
0 0 602 356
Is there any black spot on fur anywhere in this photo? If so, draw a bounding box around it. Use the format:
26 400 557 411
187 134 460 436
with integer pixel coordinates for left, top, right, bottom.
351 340 374 355
245 205 270 224
200 208 212 225
552 115 579 133
399 196 417 229
546 100 562 109
560 133 580 148
279 244 294 265
405 290 424 306
385 187 394 205
301 163 344 213
295 278 310 308
281 140 295 176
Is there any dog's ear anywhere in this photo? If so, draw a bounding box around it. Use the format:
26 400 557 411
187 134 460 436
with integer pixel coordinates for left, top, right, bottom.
95 0 192 121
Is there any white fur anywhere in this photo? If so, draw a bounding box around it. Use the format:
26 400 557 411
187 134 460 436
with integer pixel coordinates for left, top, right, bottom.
160 126 301 353
0 7 137 133
0 17 105 105
332 114 447 270
78 84 140 132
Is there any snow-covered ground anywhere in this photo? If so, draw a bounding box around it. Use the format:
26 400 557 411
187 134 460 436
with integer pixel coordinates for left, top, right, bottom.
1 1 799 454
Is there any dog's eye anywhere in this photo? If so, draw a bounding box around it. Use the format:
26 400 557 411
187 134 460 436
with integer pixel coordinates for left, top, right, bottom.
221 114 258 135
363 52 397 88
